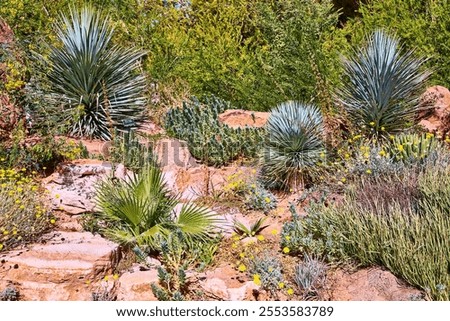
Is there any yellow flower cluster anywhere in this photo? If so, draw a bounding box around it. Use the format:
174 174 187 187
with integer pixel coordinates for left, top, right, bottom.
0 167 52 251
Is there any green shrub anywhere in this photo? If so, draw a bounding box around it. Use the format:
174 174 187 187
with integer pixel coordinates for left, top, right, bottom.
342 0 450 90
337 30 430 138
165 96 264 166
0 167 53 252
0 122 87 172
95 164 221 252
248 253 284 298
261 101 325 190
244 184 278 214
40 6 147 140
150 231 220 301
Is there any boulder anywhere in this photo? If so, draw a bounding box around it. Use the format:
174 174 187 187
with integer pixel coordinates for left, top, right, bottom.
419 86 450 134
43 159 131 214
0 231 120 300
198 265 259 301
219 109 270 129
328 267 424 301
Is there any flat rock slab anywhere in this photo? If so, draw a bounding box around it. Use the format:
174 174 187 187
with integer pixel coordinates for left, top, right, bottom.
0 231 120 300
43 159 130 214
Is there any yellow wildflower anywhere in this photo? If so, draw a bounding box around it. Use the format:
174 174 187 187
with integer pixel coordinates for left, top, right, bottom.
271 229 278 235
113 274 119 280
378 150 386 157
50 219 56 224
239 252 245 258
369 121 375 127
282 247 290 254
0 244 3 251
253 274 261 286
257 235 265 241
366 169 372 174
238 264 247 272
278 282 285 289
397 144 404 152
264 197 271 203
287 288 294 295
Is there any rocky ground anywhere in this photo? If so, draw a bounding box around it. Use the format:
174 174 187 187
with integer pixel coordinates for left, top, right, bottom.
0 108 431 301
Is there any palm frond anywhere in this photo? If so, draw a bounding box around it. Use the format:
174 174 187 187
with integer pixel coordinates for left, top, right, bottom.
174 203 221 242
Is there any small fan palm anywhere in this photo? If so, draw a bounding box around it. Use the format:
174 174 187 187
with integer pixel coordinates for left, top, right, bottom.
95 164 220 250
44 6 147 140
261 101 325 190
337 30 430 138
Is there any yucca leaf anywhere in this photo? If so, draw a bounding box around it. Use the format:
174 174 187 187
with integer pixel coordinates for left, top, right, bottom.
43 6 147 139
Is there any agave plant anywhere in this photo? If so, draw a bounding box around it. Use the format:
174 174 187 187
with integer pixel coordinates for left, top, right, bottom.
44 6 147 140
261 101 325 190
337 30 430 138
95 164 220 251
233 217 268 238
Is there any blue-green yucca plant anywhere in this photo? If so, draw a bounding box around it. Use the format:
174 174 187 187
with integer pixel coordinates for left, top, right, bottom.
338 30 430 138
261 101 325 190
45 6 147 140
95 164 221 251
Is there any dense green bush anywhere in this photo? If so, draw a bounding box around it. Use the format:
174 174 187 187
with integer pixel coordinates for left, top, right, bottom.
1 0 343 112
0 122 87 172
281 159 450 300
337 30 430 138
261 101 325 190
165 96 264 166
342 0 450 89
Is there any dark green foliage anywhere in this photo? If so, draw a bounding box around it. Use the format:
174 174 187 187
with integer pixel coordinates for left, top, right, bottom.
261 101 325 190
165 96 265 166
1 0 343 112
337 30 430 138
342 0 450 90
41 6 147 140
